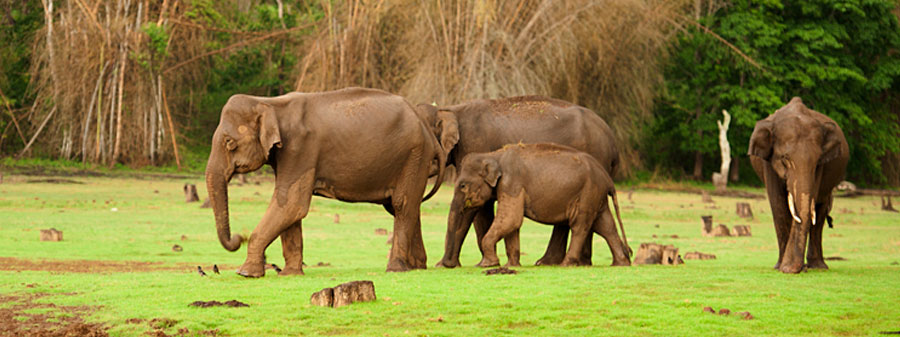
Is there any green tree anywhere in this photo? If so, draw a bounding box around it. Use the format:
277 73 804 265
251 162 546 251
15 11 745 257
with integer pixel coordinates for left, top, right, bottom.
648 0 900 186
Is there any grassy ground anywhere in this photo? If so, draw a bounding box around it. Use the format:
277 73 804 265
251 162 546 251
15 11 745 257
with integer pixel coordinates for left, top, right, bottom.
0 173 898 336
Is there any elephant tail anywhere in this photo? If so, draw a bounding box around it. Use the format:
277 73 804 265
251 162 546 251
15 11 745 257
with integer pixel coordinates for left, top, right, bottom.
610 189 632 258
422 133 447 202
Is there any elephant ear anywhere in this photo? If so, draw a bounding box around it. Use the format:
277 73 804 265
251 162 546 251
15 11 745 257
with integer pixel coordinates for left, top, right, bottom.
255 102 282 160
820 121 843 165
749 119 774 161
436 110 459 158
481 158 502 187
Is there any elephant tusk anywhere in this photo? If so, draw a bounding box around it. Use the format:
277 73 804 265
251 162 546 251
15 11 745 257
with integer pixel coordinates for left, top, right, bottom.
811 198 816 226
788 192 802 224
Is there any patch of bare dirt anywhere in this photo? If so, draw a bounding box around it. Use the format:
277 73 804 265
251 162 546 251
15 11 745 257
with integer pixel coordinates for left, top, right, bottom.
188 300 248 308
484 267 518 275
0 292 108 337
0 257 236 274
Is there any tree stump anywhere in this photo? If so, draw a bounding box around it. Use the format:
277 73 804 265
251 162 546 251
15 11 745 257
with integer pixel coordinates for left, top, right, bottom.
40 228 63 241
183 184 199 203
374 228 389 235
882 195 898 212
310 281 376 308
701 190 713 203
701 215 713 236
736 202 753 218
684 251 716 260
333 214 340 224
633 243 681 265
731 225 752 236
200 198 211 208
310 288 334 307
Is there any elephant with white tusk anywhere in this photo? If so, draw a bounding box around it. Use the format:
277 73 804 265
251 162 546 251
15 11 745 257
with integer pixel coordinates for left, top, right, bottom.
749 97 849 274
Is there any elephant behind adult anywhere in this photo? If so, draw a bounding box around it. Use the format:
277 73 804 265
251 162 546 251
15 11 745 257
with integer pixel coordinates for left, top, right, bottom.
419 96 620 267
749 97 849 274
206 87 445 277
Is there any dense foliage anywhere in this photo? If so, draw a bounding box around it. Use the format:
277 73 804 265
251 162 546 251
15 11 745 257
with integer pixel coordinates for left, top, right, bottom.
648 0 900 186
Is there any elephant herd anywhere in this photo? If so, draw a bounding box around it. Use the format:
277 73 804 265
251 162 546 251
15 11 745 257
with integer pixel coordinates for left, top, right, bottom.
205 88 848 276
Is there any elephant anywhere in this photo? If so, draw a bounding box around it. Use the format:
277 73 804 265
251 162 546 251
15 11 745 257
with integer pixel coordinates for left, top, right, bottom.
441 143 631 267
417 96 620 267
749 97 849 274
205 87 446 277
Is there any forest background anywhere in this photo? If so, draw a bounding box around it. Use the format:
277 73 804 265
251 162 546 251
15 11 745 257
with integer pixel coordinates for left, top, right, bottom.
2 0 899 187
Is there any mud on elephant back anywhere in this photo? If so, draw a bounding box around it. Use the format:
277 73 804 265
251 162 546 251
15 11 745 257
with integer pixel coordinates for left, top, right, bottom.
417 96 620 267
205 87 446 277
748 97 849 274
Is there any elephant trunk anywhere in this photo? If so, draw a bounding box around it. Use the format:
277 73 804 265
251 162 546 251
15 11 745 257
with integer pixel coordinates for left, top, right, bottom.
206 145 243 252
437 194 475 268
787 169 820 227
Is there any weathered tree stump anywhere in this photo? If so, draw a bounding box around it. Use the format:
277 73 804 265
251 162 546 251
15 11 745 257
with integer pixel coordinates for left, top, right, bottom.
633 243 682 265
310 281 376 308
310 288 334 307
882 195 898 212
333 214 340 224
684 251 716 260
374 228 389 235
701 215 713 236
183 183 199 203
200 198 211 208
731 225 752 237
701 190 713 203
40 228 63 242
736 202 753 218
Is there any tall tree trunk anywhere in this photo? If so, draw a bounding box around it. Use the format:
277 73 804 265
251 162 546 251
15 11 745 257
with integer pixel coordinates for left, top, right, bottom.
111 48 127 166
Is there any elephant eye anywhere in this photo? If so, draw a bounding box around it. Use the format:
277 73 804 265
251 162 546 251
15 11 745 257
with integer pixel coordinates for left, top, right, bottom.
459 182 467 190
224 136 237 151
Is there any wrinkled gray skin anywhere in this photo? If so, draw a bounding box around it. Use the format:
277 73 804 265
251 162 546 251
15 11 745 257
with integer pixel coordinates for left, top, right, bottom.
416 96 619 267
206 87 445 277
443 143 631 268
749 97 849 274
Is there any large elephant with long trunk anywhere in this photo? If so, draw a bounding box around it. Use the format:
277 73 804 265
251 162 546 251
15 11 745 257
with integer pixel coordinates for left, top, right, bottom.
206 87 445 277
749 97 849 274
418 96 619 267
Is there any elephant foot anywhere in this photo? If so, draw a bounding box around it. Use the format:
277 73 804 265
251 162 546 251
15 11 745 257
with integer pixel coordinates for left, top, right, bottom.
773 262 781 270
805 260 829 270
504 260 521 268
578 257 593 266
435 259 460 269
475 258 500 268
779 262 806 274
611 259 631 267
278 266 305 276
236 261 266 278
535 255 564 266
386 259 412 272
560 257 587 267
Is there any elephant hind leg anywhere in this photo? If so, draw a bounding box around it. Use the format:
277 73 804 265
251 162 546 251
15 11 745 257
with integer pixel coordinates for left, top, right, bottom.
593 209 630 266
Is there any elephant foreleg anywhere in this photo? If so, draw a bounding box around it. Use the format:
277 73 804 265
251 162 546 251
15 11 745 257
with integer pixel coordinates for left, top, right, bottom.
238 170 314 278
503 229 521 267
278 221 304 276
806 201 829 269
472 202 494 254
477 191 524 268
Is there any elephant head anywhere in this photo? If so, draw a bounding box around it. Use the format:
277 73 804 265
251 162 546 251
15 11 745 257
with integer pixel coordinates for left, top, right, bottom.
205 95 282 251
415 104 459 167
749 97 843 226
438 154 500 267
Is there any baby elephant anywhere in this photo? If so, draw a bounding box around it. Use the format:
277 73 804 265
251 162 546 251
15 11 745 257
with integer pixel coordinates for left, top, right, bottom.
439 143 631 267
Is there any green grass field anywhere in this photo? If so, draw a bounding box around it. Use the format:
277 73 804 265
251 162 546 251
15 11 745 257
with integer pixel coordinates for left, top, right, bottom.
0 173 898 336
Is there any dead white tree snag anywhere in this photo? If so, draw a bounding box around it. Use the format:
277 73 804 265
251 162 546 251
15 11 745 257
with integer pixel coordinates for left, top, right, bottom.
712 109 731 193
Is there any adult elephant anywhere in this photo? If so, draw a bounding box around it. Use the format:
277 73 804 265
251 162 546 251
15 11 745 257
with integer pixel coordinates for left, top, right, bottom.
206 87 445 277
419 96 620 268
749 97 849 274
